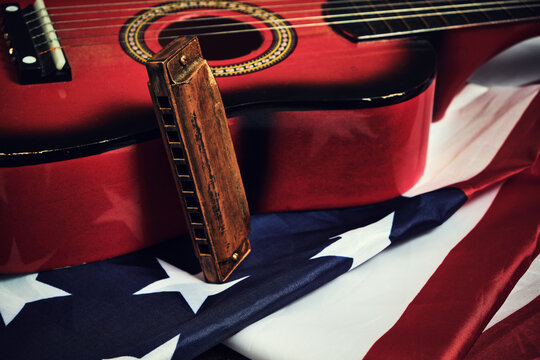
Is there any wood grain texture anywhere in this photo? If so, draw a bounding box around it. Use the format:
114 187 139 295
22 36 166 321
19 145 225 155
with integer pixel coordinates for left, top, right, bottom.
146 36 250 283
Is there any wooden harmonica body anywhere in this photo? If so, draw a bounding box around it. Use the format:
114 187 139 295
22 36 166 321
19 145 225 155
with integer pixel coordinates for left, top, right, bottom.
146 36 250 283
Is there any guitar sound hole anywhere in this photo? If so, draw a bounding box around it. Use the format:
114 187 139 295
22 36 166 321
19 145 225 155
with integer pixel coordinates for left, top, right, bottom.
158 16 263 61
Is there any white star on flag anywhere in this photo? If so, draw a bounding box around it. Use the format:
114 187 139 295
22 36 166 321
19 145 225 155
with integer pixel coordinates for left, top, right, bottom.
311 212 394 271
103 333 180 360
0 273 70 326
134 259 248 313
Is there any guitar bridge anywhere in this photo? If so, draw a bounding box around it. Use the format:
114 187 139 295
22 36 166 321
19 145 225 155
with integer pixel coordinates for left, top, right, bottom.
1 1 71 84
146 36 251 283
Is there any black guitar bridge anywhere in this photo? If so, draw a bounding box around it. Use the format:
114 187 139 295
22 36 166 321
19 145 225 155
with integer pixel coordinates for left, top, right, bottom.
1 2 71 84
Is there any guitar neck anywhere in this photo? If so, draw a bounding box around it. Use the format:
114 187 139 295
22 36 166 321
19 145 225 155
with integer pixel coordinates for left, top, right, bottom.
326 0 540 40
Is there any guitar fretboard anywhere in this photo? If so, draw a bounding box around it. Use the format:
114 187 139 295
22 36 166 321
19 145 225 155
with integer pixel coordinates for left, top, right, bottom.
326 0 540 40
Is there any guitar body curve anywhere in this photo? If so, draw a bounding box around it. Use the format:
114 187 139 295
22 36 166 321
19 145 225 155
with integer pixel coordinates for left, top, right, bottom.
1 0 538 273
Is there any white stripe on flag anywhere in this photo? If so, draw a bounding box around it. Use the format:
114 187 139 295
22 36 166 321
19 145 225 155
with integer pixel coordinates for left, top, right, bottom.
224 80 539 359
405 84 539 197
484 254 540 330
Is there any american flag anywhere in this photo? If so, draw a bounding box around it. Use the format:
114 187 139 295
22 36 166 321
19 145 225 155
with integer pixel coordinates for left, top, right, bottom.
1 81 539 359
225 83 540 360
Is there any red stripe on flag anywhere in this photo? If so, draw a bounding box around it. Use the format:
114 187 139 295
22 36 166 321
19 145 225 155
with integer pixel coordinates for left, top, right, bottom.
364 159 540 360
465 295 540 360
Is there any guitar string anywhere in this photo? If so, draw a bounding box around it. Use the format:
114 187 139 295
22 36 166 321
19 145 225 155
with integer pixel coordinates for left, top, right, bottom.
23 0 534 24
32 5 540 46
34 5 540 49
26 0 538 42
40 2 539 49
25 0 400 30
23 0 296 15
28 0 422 26
37 1 536 39
22 0 534 15
378 0 411 30
24 0 536 41
29 0 531 35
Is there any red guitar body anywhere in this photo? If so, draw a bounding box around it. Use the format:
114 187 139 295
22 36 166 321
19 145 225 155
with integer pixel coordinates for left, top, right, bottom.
1 0 539 272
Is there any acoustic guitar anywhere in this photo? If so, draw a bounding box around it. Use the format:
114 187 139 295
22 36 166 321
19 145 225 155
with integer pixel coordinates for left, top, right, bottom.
1 0 539 273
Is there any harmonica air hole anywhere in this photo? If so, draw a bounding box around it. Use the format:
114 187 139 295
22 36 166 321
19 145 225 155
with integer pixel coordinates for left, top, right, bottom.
157 96 171 109
180 179 195 192
184 195 198 209
175 162 189 175
171 146 184 160
189 212 203 224
166 129 180 143
161 112 175 126
193 227 206 239
197 242 212 255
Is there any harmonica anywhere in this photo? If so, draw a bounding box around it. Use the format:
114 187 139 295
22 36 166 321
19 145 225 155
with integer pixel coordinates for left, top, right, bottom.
146 36 251 283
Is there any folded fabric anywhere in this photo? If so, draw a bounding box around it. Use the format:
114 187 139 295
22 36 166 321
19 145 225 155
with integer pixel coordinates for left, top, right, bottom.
1 83 538 359
225 84 540 360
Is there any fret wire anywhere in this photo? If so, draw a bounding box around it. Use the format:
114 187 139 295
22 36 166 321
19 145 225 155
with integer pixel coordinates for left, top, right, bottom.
327 2 540 26
518 0 536 12
425 0 450 24
355 13 540 39
347 0 377 34
447 0 471 22
405 0 431 26
502 0 536 19
385 0 412 29
366 0 394 31
471 0 492 20
494 0 515 16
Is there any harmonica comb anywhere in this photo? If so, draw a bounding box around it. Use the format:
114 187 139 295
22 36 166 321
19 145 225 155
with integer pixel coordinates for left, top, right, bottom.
146 36 251 283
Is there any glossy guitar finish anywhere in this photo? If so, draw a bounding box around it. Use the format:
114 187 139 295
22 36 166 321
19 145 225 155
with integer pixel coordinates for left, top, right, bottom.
1 0 538 273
